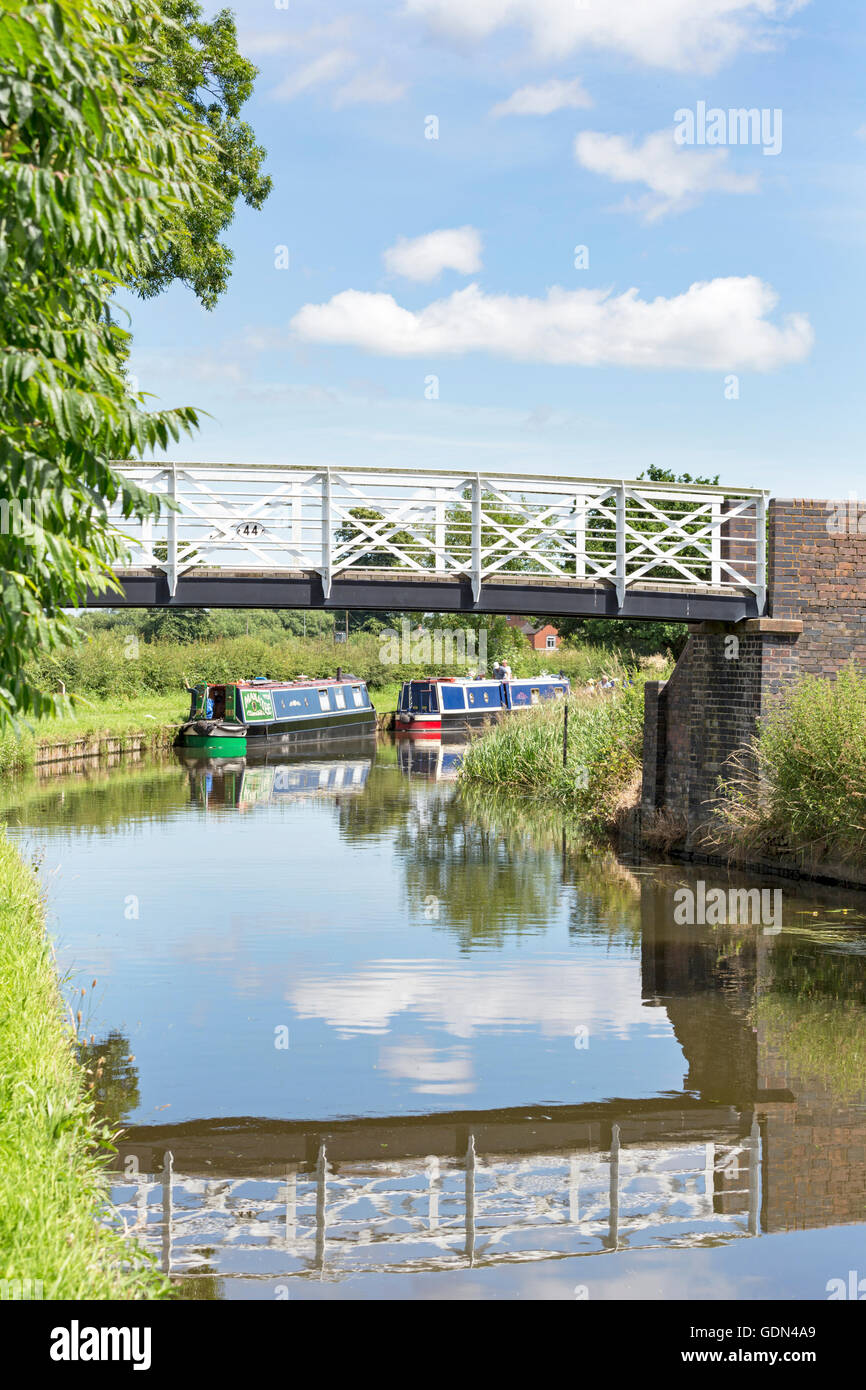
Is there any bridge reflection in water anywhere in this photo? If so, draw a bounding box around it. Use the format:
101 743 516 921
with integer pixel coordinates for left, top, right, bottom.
111 1110 760 1282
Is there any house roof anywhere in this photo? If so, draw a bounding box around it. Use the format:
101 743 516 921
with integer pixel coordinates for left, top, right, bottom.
507 617 558 637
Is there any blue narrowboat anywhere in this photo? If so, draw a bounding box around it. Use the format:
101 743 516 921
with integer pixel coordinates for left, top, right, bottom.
395 674 569 738
178 673 377 753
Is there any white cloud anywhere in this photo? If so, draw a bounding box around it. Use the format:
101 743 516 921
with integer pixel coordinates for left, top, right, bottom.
491 77 592 118
334 64 408 107
290 276 813 370
403 0 809 73
383 226 483 282
271 48 355 101
575 128 759 221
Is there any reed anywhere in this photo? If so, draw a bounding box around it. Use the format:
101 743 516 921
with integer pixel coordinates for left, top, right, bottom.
459 669 652 832
714 665 866 863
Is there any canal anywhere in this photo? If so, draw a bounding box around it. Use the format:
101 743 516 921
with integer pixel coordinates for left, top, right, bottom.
4 740 866 1301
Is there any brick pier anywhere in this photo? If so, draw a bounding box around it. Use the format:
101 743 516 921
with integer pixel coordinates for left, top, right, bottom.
641 498 863 844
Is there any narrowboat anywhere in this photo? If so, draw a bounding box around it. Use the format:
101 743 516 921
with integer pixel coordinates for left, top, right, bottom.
178 673 376 754
395 674 569 737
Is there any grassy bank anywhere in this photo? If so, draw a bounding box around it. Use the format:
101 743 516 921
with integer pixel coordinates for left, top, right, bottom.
0 695 184 777
0 834 169 1298
459 670 655 834
714 666 866 864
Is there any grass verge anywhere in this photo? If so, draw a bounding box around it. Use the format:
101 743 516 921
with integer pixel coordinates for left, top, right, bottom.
0 833 170 1298
0 696 185 777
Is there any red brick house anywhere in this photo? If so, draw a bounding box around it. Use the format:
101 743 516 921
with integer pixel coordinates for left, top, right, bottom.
506 617 561 652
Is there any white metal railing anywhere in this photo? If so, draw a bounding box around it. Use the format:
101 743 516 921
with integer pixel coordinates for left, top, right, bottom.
109 1126 760 1283
109 463 768 610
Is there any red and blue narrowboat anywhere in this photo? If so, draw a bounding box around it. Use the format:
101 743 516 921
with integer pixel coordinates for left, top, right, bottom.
395 674 569 738
178 673 376 754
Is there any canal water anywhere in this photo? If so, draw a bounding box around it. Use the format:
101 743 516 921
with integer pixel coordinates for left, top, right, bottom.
4 740 866 1301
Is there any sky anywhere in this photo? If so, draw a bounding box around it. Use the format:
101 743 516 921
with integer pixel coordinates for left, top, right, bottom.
124 0 866 496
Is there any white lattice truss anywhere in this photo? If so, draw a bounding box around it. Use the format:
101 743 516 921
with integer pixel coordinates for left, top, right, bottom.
110 1129 760 1282
109 464 768 610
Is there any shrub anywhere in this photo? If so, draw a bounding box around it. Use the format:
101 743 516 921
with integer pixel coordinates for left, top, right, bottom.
715 665 866 862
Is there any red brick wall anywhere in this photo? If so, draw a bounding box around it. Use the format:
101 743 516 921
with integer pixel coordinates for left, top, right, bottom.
531 625 559 651
770 498 866 677
641 625 800 838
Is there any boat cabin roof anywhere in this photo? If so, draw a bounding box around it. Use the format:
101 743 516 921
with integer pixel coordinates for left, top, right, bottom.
405 675 567 685
199 676 366 690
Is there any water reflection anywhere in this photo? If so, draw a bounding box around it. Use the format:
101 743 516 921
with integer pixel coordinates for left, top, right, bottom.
5 742 866 1297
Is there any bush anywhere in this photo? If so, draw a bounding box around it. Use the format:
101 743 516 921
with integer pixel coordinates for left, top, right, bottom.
716 665 866 862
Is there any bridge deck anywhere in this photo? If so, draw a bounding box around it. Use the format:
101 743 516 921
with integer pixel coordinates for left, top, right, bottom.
93 463 768 617
91 567 761 621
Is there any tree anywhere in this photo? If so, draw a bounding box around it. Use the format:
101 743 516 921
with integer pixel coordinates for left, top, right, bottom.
140 608 212 642
129 1 271 308
0 0 211 724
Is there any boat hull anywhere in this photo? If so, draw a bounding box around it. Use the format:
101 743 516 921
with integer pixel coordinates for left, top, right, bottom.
177 718 248 756
396 709 508 737
245 713 377 746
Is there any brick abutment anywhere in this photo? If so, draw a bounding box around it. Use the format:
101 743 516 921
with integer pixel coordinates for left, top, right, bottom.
641 498 859 847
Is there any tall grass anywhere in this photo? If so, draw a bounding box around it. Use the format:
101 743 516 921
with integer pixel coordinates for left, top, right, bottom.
715 666 866 863
0 834 170 1298
459 669 652 832
23 629 657 703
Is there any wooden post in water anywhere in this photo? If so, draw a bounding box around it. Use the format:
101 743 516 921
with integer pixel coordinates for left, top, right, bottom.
563 700 569 768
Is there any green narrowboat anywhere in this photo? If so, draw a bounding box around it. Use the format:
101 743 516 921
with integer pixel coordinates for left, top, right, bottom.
177 674 377 755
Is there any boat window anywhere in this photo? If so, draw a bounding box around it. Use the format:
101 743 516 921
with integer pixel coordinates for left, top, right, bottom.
352 686 365 707
553 686 564 698
318 689 331 711
483 691 490 703
334 687 346 709
531 688 541 705
468 691 476 705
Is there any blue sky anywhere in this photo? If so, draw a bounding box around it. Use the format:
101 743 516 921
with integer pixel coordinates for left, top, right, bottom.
124 0 866 496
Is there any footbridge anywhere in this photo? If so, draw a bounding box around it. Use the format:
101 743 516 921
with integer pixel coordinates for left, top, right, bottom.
89 463 768 621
